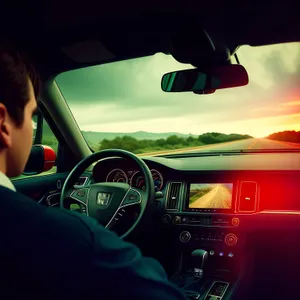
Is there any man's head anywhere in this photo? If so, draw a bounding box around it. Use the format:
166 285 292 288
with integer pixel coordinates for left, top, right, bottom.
0 45 40 177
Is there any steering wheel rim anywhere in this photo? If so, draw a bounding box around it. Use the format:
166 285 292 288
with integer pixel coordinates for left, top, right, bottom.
60 149 155 239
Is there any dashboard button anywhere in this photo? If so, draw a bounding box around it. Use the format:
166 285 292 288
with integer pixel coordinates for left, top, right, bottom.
209 250 215 256
179 231 191 243
225 233 238 246
173 216 181 224
232 217 240 227
162 214 171 224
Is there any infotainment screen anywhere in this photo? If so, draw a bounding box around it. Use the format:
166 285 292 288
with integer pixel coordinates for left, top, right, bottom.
189 183 233 209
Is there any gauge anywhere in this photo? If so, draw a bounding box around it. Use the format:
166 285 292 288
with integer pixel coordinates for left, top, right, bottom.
130 169 164 191
130 171 146 190
106 168 128 183
151 169 164 191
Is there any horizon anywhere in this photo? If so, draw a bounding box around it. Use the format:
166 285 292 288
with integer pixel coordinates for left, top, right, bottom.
81 129 295 139
38 123 299 139
82 130 261 138
35 119 300 140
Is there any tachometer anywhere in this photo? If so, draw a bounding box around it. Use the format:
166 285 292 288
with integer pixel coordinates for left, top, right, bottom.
130 171 146 190
106 168 128 183
130 169 164 191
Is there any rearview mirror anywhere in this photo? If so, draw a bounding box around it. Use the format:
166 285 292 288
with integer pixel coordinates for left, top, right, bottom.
23 145 56 175
161 65 248 93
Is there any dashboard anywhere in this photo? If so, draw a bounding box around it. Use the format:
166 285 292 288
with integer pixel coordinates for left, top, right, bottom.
54 152 300 298
92 153 300 214
91 153 300 252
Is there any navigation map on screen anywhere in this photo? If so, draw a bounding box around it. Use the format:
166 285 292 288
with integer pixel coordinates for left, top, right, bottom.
189 183 233 209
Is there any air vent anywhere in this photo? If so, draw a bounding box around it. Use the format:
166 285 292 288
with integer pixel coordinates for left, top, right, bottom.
166 182 182 210
238 181 258 212
75 176 88 186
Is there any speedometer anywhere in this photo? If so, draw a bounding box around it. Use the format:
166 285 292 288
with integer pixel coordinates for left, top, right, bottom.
106 169 128 183
130 169 164 191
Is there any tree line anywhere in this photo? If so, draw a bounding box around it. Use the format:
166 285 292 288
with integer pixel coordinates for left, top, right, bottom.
268 131 300 143
98 132 252 154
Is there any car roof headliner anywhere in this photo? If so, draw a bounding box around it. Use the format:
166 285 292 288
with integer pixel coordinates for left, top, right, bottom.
2 0 300 79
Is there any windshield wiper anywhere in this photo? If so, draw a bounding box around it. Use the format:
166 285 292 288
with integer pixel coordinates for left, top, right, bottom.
156 148 300 158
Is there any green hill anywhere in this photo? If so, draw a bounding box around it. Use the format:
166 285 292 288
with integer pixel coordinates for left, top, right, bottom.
35 124 252 154
82 130 197 143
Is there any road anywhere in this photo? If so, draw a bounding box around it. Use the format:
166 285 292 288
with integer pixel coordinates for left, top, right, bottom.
187 138 300 153
190 184 232 209
140 138 300 156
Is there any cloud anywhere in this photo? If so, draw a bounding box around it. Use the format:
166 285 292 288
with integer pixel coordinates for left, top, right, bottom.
56 42 300 137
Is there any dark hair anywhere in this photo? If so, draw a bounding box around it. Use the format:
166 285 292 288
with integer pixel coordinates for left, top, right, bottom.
0 45 40 126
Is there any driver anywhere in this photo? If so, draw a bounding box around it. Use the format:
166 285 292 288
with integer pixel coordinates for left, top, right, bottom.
0 46 188 299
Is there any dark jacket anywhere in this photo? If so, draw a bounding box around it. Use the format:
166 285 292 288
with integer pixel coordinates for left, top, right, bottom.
0 186 187 300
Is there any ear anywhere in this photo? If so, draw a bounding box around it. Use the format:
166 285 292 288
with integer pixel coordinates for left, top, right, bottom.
0 104 13 149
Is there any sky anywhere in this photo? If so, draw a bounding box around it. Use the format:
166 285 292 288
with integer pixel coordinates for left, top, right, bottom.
56 42 300 138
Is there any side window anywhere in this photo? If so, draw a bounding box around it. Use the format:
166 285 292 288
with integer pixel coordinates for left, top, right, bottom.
13 113 59 180
40 118 58 175
41 119 59 156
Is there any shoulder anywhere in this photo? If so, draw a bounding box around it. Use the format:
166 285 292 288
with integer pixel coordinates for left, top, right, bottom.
0 186 102 253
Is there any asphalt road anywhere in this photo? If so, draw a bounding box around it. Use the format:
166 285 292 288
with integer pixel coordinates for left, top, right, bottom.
190 184 232 209
142 138 300 156
187 138 300 153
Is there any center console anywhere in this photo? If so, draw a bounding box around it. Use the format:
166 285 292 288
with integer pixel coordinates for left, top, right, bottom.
163 180 257 299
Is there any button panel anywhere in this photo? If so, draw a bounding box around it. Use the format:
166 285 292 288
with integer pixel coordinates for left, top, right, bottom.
122 189 141 206
70 188 89 203
204 249 235 258
168 215 238 226
205 281 229 299
193 229 226 242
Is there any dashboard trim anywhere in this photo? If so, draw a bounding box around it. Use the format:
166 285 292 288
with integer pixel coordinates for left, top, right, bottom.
74 176 89 187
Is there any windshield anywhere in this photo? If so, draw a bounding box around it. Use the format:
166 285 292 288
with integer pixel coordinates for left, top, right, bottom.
55 42 300 156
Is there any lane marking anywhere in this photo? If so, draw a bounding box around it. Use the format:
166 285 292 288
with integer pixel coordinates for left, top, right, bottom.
248 140 258 149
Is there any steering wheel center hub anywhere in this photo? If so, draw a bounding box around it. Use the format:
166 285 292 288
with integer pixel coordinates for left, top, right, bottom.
87 183 130 225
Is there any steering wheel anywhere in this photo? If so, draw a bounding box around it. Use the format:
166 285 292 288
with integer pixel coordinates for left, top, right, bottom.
60 149 155 239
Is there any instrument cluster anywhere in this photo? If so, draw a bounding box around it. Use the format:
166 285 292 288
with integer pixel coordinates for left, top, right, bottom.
105 168 164 191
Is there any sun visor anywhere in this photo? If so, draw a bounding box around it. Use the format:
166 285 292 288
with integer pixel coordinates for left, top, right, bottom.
169 29 231 67
61 39 115 63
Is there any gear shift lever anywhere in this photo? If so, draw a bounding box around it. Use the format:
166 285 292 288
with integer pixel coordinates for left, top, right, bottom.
191 249 208 278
